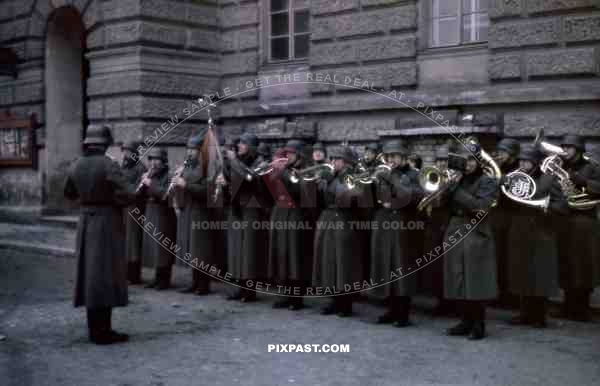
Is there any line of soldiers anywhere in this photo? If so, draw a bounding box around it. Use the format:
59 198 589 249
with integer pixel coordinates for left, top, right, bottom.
65 124 600 344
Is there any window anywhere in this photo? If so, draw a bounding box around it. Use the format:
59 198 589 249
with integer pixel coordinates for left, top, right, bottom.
269 0 310 62
430 0 488 48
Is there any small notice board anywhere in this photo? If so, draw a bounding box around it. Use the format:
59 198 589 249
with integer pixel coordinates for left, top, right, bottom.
0 111 37 167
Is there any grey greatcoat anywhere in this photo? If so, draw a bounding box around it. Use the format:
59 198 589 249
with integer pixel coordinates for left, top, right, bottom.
312 166 365 291
141 167 177 269
506 172 564 297
444 170 499 300
226 154 272 280
121 161 147 263
370 166 423 298
64 152 136 309
554 158 600 289
267 168 315 284
171 162 193 267
181 164 220 267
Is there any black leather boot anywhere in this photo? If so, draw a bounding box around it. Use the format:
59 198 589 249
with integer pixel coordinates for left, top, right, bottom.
128 261 142 285
194 276 210 295
103 308 128 343
393 296 412 328
551 290 572 319
468 303 486 340
336 295 353 317
179 269 198 293
377 296 398 324
155 267 172 290
144 269 159 289
530 297 547 328
509 296 532 325
288 281 304 310
446 301 473 336
227 281 243 300
320 299 336 315
240 286 257 303
569 289 592 322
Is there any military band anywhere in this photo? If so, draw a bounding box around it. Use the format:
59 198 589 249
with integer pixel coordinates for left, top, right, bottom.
66 124 600 345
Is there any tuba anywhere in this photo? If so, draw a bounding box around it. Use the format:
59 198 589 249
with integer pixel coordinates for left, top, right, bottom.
464 136 502 183
500 169 550 212
535 128 600 211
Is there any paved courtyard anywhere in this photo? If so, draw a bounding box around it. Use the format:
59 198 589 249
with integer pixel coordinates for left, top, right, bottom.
0 249 599 386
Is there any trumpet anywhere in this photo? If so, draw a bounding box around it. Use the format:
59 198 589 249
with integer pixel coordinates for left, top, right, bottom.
500 168 550 212
416 166 461 212
289 162 334 183
535 128 600 210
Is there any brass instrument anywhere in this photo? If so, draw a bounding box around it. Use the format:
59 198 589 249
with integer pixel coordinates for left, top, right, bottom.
535 128 600 211
500 168 550 212
416 166 461 212
416 138 501 212
343 164 392 188
583 152 600 167
464 136 502 182
289 162 335 183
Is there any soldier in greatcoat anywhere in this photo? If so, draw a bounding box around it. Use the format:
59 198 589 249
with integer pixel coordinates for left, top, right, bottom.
552 134 600 321
173 131 221 295
444 143 499 340
490 138 521 307
420 145 455 316
312 146 365 317
505 146 564 328
370 140 424 327
120 140 147 284
266 140 314 310
139 148 177 290
217 132 272 302
64 125 135 344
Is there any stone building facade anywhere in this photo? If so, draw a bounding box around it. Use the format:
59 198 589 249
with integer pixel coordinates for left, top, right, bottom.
0 0 599 215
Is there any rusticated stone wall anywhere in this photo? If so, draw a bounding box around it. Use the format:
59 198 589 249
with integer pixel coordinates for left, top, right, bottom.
1 0 599 211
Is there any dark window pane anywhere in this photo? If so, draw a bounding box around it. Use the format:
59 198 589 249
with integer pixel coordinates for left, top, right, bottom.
271 13 289 36
294 10 309 33
271 37 289 60
294 35 309 58
271 0 288 12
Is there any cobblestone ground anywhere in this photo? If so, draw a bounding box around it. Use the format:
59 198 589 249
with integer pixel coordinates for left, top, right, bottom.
1 250 599 386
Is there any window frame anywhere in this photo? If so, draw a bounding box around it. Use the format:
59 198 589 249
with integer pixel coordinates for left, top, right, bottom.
266 0 310 64
429 0 489 49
